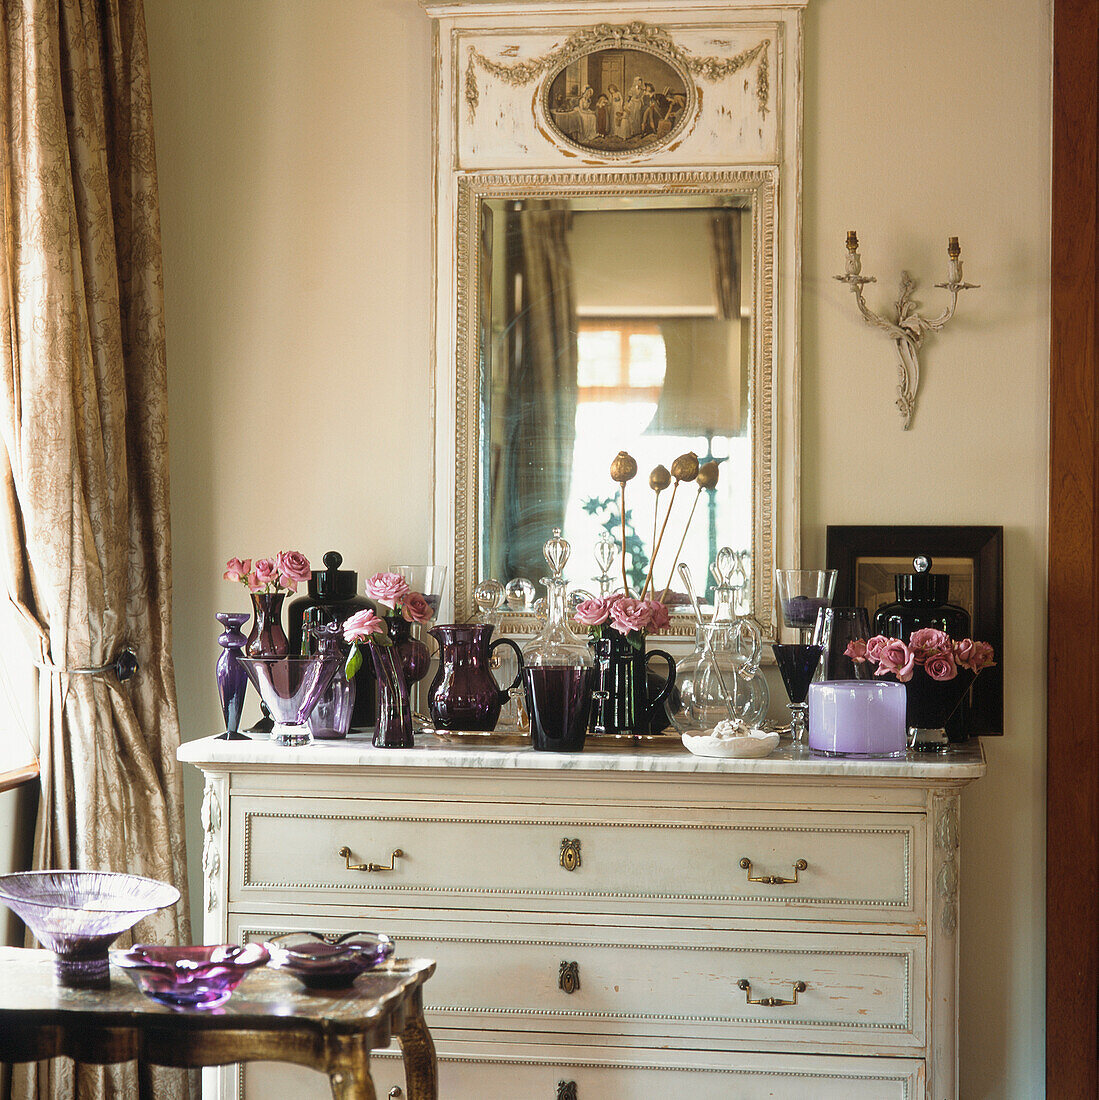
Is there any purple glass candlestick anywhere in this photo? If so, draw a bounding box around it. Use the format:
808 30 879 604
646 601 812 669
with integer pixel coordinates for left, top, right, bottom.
807 680 907 758
215 612 250 740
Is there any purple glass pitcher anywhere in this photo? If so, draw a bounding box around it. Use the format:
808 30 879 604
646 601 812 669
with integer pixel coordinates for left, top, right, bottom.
427 624 524 731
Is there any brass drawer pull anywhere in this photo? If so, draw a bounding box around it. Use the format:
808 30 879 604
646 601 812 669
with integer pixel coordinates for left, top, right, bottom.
557 1083 578 1100
338 846 404 872
739 856 807 884
560 838 582 871
737 978 806 1007
558 960 580 994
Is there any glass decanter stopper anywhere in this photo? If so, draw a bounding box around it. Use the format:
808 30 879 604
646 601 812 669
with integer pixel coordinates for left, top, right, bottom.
474 578 506 627
709 546 740 624
522 529 595 753
505 577 536 611
593 530 618 597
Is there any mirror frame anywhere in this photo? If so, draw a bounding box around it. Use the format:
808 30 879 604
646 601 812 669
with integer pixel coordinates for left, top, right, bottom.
426 1 806 645
453 171 776 637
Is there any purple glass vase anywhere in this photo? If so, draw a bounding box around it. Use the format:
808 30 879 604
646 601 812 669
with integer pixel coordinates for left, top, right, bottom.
306 621 356 740
427 623 524 731
370 644 414 748
386 614 431 688
246 591 289 657
215 612 250 740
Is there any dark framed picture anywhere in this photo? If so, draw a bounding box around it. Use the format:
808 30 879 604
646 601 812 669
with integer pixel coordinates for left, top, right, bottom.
825 525 1003 735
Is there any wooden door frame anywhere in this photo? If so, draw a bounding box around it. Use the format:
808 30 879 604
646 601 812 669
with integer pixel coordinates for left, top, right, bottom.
1048 0 1099 1094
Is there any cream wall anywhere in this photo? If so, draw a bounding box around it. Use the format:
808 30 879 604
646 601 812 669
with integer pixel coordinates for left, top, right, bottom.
146 1 1050 1096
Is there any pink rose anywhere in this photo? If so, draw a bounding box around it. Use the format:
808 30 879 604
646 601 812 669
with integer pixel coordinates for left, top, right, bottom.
365 571 411 609
645 600 670 632
401 591 434 625
251 558 278 590
865 635 892 662
276 550 311 590
609 597 654 635
844 639 869 662
957 640 996 673
573 597 612 627
874 639 917 682
343 609 387 643
223 557 251 583
909 627 952 662
924 653 958 681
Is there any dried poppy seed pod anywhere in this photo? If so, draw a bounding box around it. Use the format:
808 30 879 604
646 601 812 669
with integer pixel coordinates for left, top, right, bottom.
696 461 720 490
649 465 671 492
670 451 700 483
610 451 638 484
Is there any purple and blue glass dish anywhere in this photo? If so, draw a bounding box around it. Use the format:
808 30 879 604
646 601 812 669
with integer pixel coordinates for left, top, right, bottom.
111 943 270 1009
265 931 395 989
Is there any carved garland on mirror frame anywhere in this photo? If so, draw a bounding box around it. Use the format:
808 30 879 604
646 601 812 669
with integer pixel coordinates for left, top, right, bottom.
453 169 777 638
464 22 771 125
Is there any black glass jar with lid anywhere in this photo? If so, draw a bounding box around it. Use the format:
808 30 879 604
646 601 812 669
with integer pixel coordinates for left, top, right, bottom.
872 554 970 640
287 551 376 729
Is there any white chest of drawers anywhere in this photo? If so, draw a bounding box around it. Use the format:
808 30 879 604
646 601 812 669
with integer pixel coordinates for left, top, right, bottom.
178 735 984 1100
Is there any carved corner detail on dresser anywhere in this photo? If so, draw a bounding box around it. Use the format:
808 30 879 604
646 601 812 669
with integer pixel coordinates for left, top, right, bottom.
201 778 221 913
934 794 960 936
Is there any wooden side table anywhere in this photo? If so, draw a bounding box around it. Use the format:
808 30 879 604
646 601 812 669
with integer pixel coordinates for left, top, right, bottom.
0 947 437 1100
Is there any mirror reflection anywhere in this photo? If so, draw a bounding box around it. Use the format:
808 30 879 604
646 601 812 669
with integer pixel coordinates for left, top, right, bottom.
478 195 754 611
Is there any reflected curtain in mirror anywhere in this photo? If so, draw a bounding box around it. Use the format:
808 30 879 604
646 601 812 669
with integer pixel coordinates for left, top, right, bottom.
486 201 579 585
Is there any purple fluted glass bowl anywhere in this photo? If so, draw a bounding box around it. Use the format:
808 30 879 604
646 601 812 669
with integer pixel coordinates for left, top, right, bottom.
237 656 341 745
112 943 270 1009
265 931 395 989
0 870 180 989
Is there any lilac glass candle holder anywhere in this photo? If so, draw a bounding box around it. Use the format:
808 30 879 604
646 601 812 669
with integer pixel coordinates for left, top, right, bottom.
807 680 907 758
112 943 270 1009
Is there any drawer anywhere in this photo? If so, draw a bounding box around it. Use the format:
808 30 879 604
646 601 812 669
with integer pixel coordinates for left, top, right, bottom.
231 795 925 925
234 1044 925 1099
232 913 927 1054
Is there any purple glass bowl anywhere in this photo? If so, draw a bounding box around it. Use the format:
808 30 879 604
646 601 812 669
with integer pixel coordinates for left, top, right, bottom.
238 656 340 745
0 870 180 989
265 931 395 989
112 943 271 1009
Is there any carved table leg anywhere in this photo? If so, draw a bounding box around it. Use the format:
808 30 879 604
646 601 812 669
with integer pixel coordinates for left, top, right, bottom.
328 1065 378 1100
398 990 438 1100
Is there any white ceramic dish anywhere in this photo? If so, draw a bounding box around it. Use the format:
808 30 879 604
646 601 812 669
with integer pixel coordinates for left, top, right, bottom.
681 727 781 759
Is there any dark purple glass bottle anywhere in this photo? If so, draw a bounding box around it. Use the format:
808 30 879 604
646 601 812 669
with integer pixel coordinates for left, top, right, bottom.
386 614 431 689
215 612 250 740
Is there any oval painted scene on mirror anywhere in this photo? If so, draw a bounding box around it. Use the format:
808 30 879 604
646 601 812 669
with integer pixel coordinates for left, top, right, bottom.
543 47 692 156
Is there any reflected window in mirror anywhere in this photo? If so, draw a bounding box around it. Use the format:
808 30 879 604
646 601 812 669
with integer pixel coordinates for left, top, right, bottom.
480 197 754 609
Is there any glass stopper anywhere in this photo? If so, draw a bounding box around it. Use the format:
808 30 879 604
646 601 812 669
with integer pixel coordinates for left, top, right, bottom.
913 555 933 573
543 528 571 580
594 530 617 574
505 577 535 610
474 578 505 615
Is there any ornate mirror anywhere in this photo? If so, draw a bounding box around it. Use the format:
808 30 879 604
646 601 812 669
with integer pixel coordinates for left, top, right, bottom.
426 1 806 643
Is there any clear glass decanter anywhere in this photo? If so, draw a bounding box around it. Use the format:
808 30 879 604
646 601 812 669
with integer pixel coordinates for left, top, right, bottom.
522 529 595 752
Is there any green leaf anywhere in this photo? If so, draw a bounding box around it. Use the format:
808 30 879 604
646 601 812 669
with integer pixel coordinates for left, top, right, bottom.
345 644 363 682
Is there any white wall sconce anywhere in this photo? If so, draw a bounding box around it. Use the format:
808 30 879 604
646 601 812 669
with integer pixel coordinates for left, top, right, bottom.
835 232 979 429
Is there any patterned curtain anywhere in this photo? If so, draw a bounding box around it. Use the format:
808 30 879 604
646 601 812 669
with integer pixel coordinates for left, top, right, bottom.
500 201 579 584
0 1 192 1097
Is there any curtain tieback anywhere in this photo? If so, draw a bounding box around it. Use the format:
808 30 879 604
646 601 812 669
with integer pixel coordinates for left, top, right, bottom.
33 647 139 682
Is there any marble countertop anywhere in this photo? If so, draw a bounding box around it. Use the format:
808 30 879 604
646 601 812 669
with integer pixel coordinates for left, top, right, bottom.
178 731 986 780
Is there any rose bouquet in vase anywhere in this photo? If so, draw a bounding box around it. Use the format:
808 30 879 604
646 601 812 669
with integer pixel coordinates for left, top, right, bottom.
846 628 995 751
573 594 675 737
224 551 312 657
363 572 435 689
